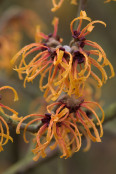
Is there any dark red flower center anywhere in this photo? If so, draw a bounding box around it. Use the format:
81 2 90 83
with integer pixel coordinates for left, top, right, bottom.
73 51 85 64
41 113 51 125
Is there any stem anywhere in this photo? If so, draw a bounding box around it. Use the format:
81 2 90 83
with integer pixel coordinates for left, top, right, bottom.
76 0 87 24
0 111 42 133
0 102 116 134
3 146 59 174
102 103 116 124
79 0 87 11
1 102 116 173
69 0 88 46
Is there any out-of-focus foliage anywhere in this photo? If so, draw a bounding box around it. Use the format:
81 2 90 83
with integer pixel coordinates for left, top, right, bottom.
0 6 46 71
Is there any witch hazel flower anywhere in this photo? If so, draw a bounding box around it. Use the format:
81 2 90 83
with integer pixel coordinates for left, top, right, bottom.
12 11 115 102
70 10 115 87
11 17 73 101
16 94 104 160
0 86 19 151
16 107 81 160
48 95 104 142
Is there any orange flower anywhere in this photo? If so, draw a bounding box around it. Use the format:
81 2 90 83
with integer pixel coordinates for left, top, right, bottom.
70 10 115 87
12 18 72 101
48 96 104 143
16 94 104 160
51 0 77 12
0 115 13 152
16 112 82 160
0 86 19 151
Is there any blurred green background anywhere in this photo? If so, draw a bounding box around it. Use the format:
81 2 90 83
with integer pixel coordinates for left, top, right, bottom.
0 0 116 173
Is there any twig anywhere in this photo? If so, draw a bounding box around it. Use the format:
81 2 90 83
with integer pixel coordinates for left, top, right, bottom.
77 0 87 16
76 0 87 26
1 102 116 134
1 102 116 174
102 103 116 124
76 0 87 21
0 111 42 133
69 0 88 46
2 146 59 174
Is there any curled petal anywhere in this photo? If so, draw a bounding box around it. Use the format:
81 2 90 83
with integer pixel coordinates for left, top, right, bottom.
16 114 44 134
70 11 91 34
11 43 41 65
0 86 18 101
52 17 59 37
54 50 64 65
78 20 106 38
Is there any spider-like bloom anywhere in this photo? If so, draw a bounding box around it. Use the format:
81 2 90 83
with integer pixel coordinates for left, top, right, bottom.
70 10 115 87
16 109 81 161
48 95 104 143
51 0 77 12
16 95 104 160
0 86 19 151
11 17 72 101
104 0 116 2
53 11 115 97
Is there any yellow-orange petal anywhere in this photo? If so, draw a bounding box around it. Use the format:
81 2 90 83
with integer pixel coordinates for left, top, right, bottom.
70 11 91 34
0 86 18 101
51 0 64 12
54 49 64 65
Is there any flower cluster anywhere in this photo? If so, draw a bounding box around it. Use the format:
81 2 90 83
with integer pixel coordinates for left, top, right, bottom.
0 86 19 151
0 0 115 165
12 11 114 101
13 11 114 160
